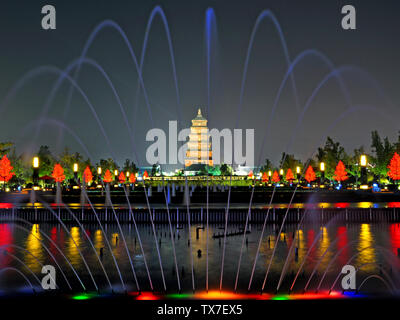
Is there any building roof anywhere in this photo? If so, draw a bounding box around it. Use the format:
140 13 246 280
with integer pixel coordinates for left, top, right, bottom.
194 108 206 121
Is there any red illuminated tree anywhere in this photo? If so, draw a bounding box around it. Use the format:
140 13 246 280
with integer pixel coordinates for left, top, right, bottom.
0 155 14 187
51 163 65 183
103 169 113 183
51 163 65 204
248 170 254 179
388 152 400 182
82 166 93 184
333 160 349 183
272 170 280 183
118 171 126 183
305 166 316 183
262 172 269 183
143 170 149 180
285 168 294 182
129 174 136 184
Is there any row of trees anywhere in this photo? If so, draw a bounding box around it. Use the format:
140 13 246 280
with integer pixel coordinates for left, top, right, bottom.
260 159 351 184
51 162 141 185
0 130 400 186
0 144 139 186
260 131 400 184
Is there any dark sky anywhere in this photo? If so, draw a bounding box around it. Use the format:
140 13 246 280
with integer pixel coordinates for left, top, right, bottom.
0 0 399 169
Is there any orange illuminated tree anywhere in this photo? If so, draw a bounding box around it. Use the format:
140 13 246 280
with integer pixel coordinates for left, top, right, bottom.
82 166 93 184
333 160 349 183
51 163 65 182
285 168 294 182
272 170 280 183
248 170 254 179
51 163 65 204
118 171 126 183
103 169 113 183
143 170 149 180
262 172 268 183
129 174 136 184
388 152 400 182
305 166 316 183
0 155 14 190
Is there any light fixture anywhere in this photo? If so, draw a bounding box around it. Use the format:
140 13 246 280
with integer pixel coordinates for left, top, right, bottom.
320 162 325 172
73 163 78 173
97 167 102 175
33 157 39 168
360 155 367 167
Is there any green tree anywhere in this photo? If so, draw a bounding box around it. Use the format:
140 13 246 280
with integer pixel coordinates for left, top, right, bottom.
279 153 302 172
370 130 393 181
8 148 30 184
37 145 56 176
99 158 119 174
315 137 347 181
122 159 138 175
345 146 366 183
220 163 232 176
260 159 274 173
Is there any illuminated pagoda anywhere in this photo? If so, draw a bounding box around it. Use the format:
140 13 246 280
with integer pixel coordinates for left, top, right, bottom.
185 108 213 167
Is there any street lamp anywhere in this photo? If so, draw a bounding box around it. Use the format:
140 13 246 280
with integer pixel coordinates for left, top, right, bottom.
32 156 39 187
320 162 325 186
360 155 367 167
296 166 301 183
360 155 368 189
97 167 102 175
73 163 78 180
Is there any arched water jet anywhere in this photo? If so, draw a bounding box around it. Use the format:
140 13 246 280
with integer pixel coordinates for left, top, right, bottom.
2 250 46 290
80 185 140 292
301 230 348 293
132 5 182 129
12 218 85 291
248 103 398 292
36 199 99 291
161 176 181 292
320 244 381 292
183 176 195 292
205 7 218 119
275 205 310 292
1 232 72 291
327 246 399 294
357 274 394 294
0 267 37 293
75 186 127 292
236 9 300 124
219 174 233 291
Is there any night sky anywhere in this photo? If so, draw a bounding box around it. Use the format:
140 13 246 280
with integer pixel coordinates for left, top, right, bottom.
0 0 399 169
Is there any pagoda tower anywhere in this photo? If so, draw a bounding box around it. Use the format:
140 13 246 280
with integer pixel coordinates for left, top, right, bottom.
185 108 213 167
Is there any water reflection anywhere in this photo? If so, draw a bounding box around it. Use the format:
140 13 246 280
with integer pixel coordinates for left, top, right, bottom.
356 224 376 273
67 227 82 268
0 221 392 293
24 224 43 273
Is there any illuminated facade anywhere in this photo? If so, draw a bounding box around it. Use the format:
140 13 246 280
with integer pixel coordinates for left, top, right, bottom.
185 108 213 167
